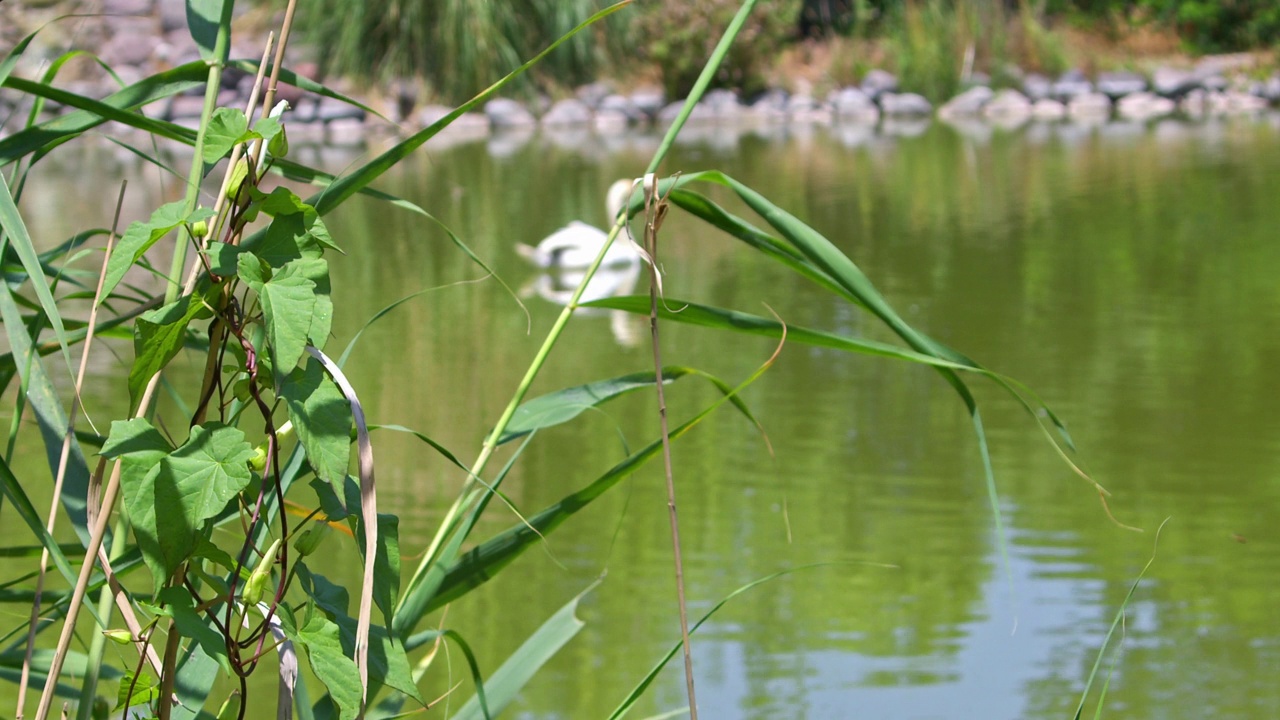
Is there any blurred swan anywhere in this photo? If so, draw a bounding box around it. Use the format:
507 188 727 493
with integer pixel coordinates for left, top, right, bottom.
522 262 644 347
516 179 639 268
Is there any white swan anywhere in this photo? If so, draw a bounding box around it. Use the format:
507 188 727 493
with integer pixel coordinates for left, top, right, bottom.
516 179 640 268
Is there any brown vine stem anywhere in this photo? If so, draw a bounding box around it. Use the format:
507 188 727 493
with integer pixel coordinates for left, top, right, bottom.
15 181 125 720
642 173 698 718
34 8 300 714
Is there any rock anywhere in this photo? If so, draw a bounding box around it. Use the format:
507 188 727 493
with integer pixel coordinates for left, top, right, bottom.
964 71 992 88
1096 71 1147 99
287 121 326 145
1179 89 1207 116
629 87 666 118
594 108 630 133
484 98 536 128
541 98 592 126
168 94 206 120
982 89 1031 121
881 117 930 137
1023 73 1052 101
104 0 153 15
1116 92 1175 120
703 88 743 118
292 98 318 123
938 85 992 118
1213 90 1267 114
750 89 788 123
1052 70 1093 101
789 94 830 123
658 100 714 124
786 92 819 114
861 69 899 99
101 26 155 66
598 94 643 123
574 81 613 109
316 96 366 123
326 118 365 146
1031 98 1066 121
828 87 878 122
1262 74 1280 102
418 104 489 132
1067 92 1111 119
1152 67 1200 97
157 0 186 32
1201 74 1228 93
878 92 932 116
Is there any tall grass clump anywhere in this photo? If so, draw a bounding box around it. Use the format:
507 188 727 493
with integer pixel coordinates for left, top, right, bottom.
885 0 1068 101
0 0 1122 718
296 0 620 100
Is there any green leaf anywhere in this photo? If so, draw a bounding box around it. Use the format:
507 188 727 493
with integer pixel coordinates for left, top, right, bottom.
293 606 363 720
115 423 253 589
0 172 74 377
239 254 318 373
103 200 215 303
115 670 159 712
451 587 589 720
202 107 250 163
282 358 352 491
361 514 399 630
299 568 423 706
127 290 210 412
155 587 231 674
499 368 694 444
202 242 242 276
186 0 232 63
253 116 282 148
101 418 173 502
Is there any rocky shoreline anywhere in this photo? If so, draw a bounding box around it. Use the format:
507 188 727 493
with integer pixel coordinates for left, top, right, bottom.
5 0 1280 148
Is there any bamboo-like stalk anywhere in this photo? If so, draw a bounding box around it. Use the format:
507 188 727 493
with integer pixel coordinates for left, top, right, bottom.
16 182 126 720
640 173 698 718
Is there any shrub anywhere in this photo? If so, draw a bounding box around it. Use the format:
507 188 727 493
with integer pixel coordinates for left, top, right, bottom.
631 0 802 99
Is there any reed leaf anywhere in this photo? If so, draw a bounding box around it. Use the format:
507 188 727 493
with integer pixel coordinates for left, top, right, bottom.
1 174 74 378
0 62 208 167
449 585 591 720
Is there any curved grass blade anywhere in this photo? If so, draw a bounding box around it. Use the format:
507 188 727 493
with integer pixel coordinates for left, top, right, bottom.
421 347 778 617
1073 518 1169 720
0 62 207 166
228 60 385 120
449 584 593 720
1 174 74 378
0 271 94 547
497 366 762 446
607 565 851 720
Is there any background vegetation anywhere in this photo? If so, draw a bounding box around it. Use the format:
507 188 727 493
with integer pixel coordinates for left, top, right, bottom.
284 0 1280 103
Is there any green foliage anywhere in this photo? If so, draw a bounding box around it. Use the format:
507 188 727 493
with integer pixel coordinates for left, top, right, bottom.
1140 0 1280 51
294 0 620 100
632 0 802 99
0 2 1104 719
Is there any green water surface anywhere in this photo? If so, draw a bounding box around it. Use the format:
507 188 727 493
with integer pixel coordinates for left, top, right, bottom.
7 117 1280 719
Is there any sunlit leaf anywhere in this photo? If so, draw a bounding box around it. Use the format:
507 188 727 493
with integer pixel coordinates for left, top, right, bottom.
282 358 352 491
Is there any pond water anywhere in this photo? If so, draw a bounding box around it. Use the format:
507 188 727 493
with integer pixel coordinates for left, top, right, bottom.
9 115 1280 719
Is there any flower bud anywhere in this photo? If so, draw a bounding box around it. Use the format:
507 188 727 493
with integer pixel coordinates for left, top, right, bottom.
102 628 134 645
242 537 281 605
293 521 331 557
190 219 209 239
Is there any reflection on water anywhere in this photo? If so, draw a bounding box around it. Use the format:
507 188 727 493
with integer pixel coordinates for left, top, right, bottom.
522 263 644 347
8 116 1280 719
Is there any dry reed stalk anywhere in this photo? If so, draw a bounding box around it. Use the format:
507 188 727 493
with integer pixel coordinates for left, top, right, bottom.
642 173 698 719
15 182 126 719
